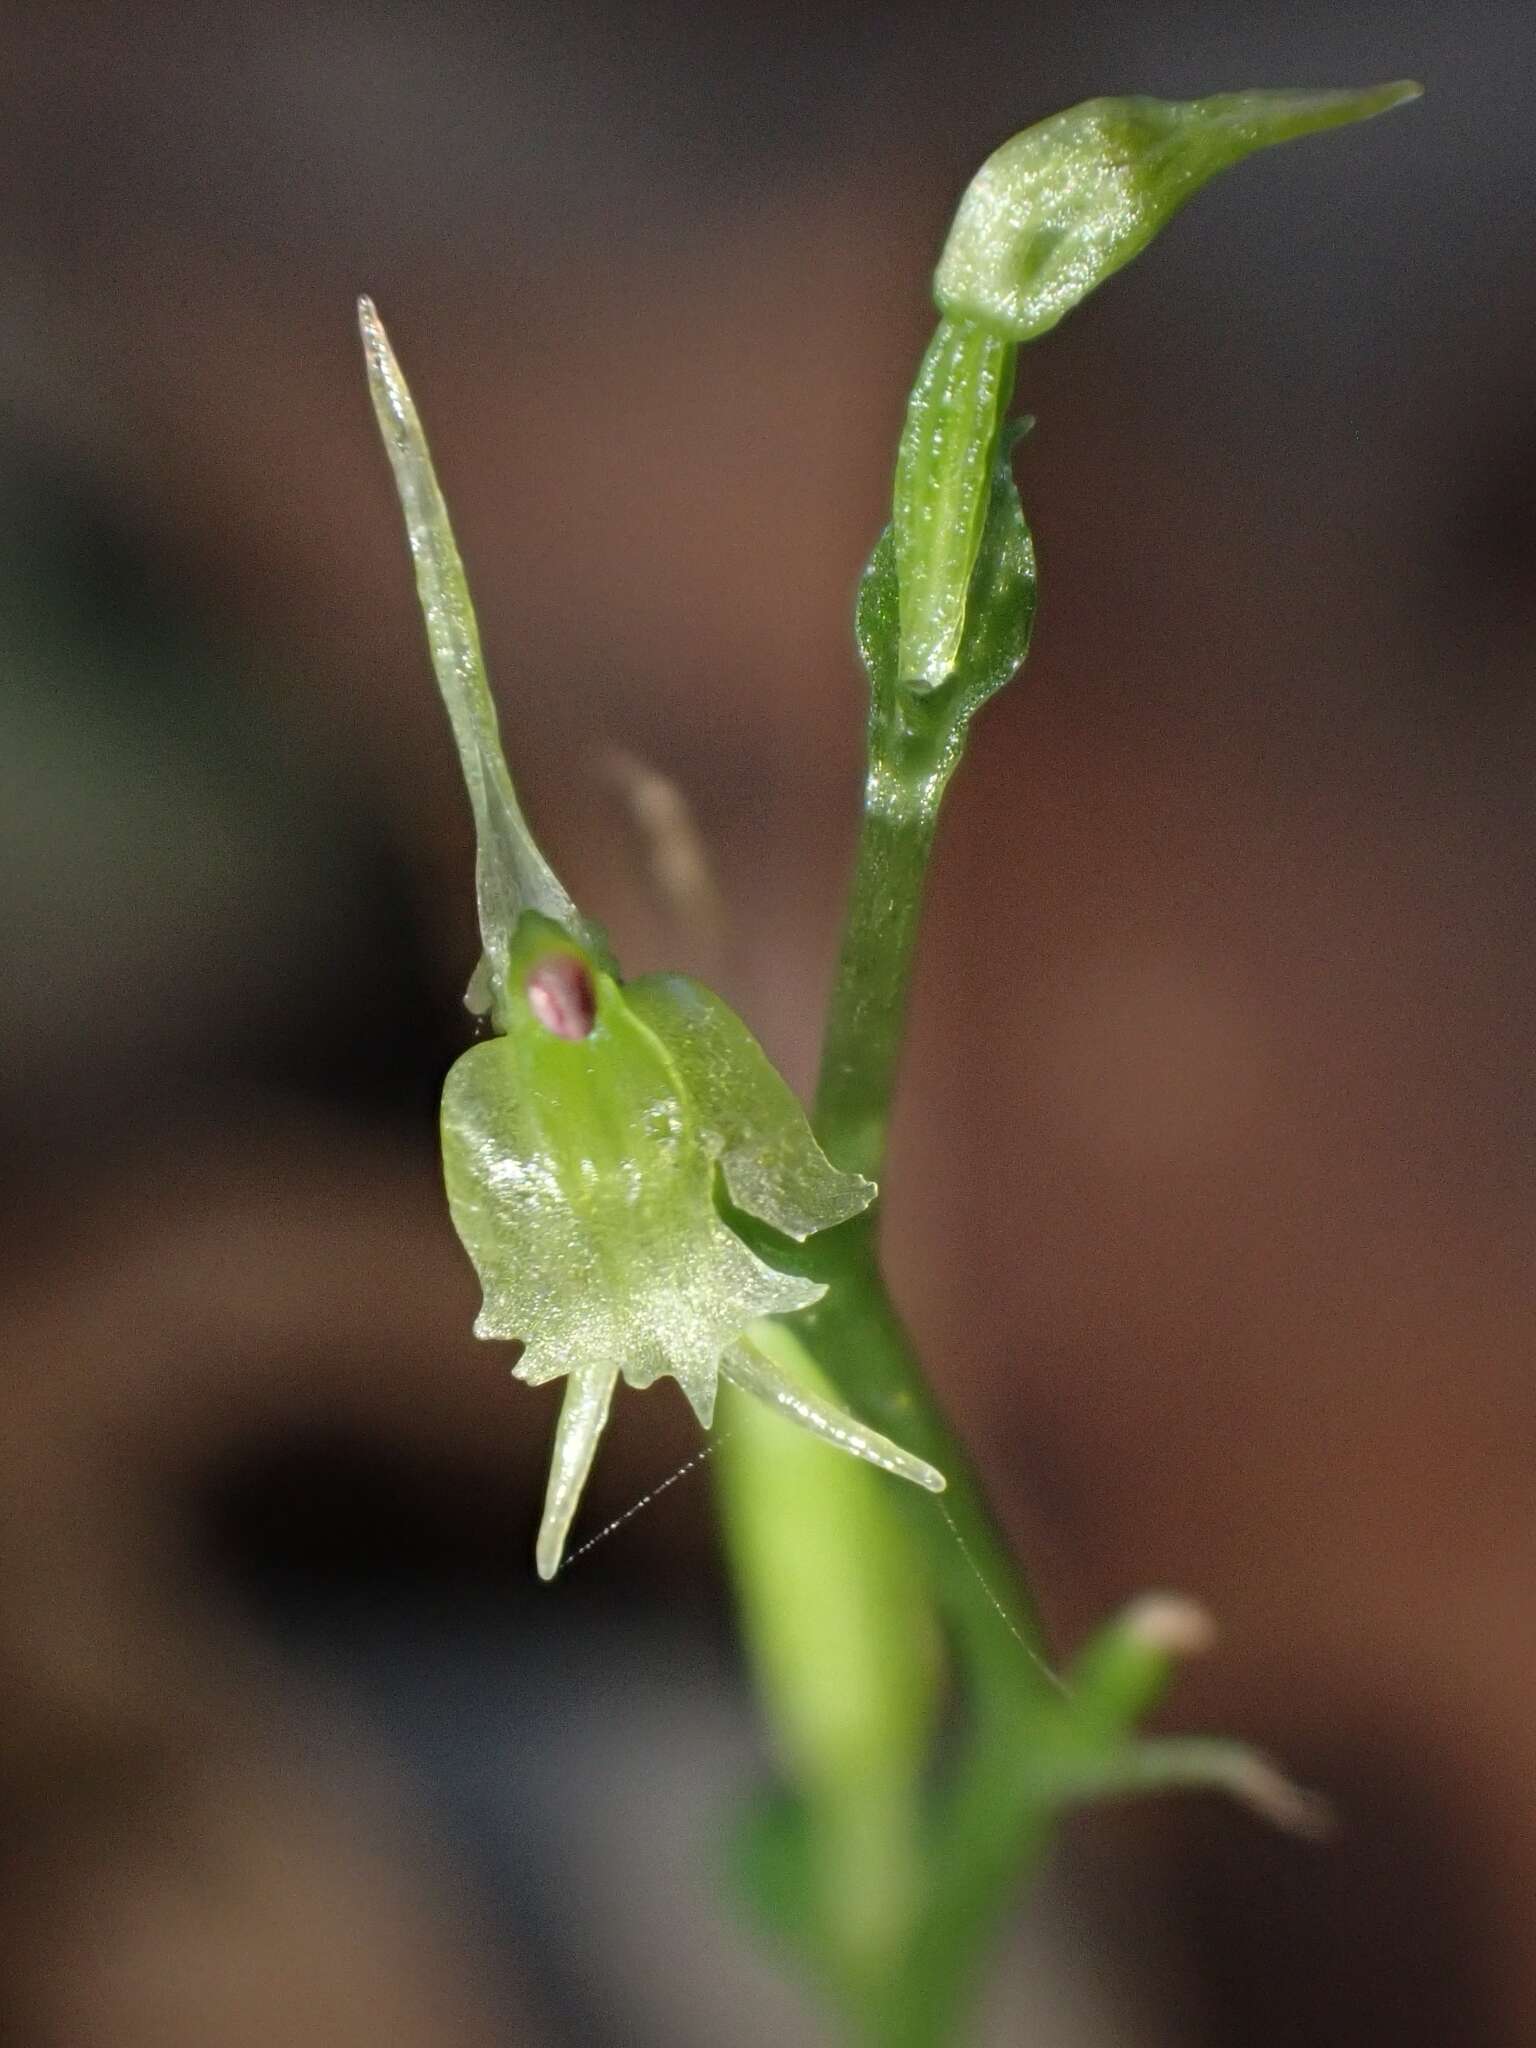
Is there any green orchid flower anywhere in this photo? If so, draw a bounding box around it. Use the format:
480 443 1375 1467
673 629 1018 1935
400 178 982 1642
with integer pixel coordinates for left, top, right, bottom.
360 299 944 1579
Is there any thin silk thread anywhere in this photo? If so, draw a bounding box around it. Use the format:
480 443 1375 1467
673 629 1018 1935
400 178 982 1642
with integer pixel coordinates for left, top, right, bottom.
559 1432 730 1571
562 1434 1067 1700
937 1497 1070 1697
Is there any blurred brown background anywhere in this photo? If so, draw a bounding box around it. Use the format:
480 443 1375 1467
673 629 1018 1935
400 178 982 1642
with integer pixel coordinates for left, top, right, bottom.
3 3 1534 2043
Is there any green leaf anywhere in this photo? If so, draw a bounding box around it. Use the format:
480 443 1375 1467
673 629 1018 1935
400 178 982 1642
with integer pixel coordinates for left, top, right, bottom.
1022 1736 1331 1838
625 973 875 1239
359 298 599 1014
934 83 1422 343
859 421 1037 725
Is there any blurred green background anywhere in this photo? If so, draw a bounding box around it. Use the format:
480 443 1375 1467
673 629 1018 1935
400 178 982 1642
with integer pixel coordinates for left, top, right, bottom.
3 5 1534 2043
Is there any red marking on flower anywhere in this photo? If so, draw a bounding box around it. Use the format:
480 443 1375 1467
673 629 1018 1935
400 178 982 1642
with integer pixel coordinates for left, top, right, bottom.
526 954 597 1040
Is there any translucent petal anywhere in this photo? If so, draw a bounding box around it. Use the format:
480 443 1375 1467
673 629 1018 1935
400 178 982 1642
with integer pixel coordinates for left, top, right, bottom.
722 1339 945 1494
537 1364 619 1580
626 974 874 1238
442 959 823 1395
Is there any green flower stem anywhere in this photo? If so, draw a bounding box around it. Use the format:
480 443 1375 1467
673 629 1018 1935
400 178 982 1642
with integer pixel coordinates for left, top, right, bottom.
866 1807 1051 2048
811 782 938 1190
809 652 1052 1687
790 692 1253 2042
814 679 978 1186
777 679 1063 2043
792 1215 1050 1701
715 1333 937 2006
709 414 1055 2041
765 516 1327 2046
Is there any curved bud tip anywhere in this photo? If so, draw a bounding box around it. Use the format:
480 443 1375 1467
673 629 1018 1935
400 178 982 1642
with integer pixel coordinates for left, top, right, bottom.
934 81 1424 343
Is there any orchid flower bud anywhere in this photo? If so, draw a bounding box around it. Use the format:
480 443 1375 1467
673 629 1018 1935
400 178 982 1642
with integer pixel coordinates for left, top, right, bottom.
892 82 1420 691
934 83 1421 343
